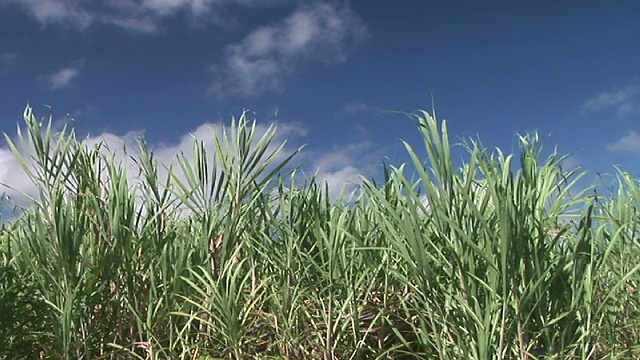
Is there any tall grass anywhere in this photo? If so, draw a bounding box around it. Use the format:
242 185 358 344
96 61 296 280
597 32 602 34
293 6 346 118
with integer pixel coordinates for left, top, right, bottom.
1 105 639 359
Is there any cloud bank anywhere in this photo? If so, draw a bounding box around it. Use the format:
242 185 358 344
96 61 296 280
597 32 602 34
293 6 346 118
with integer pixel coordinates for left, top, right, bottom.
0 111 376 210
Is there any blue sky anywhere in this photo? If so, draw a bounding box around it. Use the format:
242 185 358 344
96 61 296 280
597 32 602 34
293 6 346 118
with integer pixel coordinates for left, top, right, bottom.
1 0 640 200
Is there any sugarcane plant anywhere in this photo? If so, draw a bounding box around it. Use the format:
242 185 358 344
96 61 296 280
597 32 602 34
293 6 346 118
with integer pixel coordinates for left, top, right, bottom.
1 105 639 359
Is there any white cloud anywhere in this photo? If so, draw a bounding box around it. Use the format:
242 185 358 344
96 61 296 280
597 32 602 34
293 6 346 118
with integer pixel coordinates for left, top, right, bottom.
0 52 19 75
1 111 379 209
606 131 640 154
308 141 376 200
0 147 36 199
0 52 19 66
2 0 94 29
336 101 382 138
2 0 293 33
102 14 160 33
0 112 312 206
582 85 640 117
208 2 368 97
104 0 217 31
340 101 378 116
45 61 84 89
559 155 581 172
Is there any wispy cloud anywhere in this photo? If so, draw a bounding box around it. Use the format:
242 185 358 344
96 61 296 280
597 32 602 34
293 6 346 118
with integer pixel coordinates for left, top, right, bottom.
559 155 582 172
340 101 378 116
44 60 84 89
2 0 293 33
582 85 640 117
0 52 19 66
335 101 385 138
3 0 94 29
606 131 640 154
208 2 368 97
0 52 20 75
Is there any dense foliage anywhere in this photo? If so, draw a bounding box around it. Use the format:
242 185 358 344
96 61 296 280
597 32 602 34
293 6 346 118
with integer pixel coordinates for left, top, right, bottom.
1 106 640 359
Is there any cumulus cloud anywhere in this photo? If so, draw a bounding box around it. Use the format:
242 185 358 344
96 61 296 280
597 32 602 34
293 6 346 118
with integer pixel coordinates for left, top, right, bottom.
1 110 379 209
208 2 368 97
582 85 640 117
0 147 36 200
306 141 377 200
606 131 640 154
149 119 375 202
45 60 84 89
0 120 278 211
1 0 292 33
